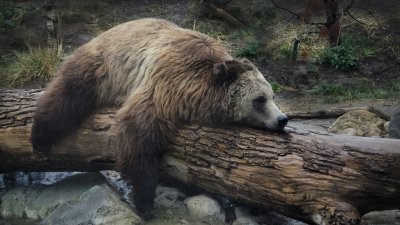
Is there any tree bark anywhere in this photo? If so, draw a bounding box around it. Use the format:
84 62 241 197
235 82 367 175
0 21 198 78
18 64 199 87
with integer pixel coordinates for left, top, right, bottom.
1 89 400 225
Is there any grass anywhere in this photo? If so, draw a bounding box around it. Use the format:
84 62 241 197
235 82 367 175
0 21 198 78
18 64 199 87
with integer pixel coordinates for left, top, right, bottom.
308 80 400 103
318 35 377 71
0 45 62 87
270 80 285 94
266 21 329 61
235 41 263 58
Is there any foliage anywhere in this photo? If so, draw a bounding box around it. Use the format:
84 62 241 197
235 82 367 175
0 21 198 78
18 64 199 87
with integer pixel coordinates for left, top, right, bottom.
318 35 376 71
270 80 284 93
0 1 28 33
319 44 358 71
1 45 62 87
235 41 263 58
276 43 293 60
306 63 319 74
308 80 400 103
253 6 278 26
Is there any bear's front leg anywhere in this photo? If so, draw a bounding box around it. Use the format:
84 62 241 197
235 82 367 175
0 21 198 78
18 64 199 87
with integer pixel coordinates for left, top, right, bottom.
115 95 171 220
127 162 159 220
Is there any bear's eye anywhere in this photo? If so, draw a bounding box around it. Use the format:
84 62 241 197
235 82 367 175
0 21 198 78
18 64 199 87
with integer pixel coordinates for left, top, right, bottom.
253 96 266 104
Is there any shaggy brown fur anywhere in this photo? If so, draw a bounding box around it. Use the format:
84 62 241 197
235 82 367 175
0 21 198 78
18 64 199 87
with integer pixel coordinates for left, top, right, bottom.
31 18 262 219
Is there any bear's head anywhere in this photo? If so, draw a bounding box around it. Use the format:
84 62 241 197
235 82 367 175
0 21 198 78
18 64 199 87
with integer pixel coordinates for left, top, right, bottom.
213 59 288 131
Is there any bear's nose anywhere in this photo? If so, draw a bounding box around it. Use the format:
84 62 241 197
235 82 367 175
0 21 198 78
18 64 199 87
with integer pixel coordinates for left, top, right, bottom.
278 115 288 128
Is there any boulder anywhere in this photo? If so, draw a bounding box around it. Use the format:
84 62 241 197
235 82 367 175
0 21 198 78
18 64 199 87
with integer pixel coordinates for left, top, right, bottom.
155 186 186 208
389 109 400 138
41 184 142 225
0 173 104 220
232 217 259 225
328 110 388 137
184 195 223 220
362 210 400 225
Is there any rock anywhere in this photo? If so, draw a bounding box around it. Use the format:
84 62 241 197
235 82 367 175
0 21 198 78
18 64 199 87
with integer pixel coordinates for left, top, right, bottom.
100 170 132 203
232 218 259 225
389 109 400 138
328 110 388 137
41 184 142 225
155 186 185 208
235 206 253 219
338 128 358 136
362 209 400 225
384 121 390 133
184 195 222 220
0 220 9 225
0 173 104 220
0 174 5 189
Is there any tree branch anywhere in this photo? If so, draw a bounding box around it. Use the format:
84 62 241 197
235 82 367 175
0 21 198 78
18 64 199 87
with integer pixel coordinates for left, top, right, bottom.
270 0 301 19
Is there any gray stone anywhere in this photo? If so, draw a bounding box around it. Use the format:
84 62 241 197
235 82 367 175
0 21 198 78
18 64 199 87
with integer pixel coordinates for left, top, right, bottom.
0 173 104 220
41 184 142 225
235 206 252 219
362 210 400 225
155 186 185 208
389 109 400 138
184 195 222 220
232 218 259 225
328 110 388 137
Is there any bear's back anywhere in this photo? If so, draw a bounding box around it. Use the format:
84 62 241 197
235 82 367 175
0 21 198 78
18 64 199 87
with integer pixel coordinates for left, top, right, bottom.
87 18 231 106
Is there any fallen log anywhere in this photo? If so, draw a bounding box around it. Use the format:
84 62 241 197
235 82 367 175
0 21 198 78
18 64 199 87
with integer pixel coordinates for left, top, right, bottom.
286 106 391 120
1 89 399 225
205 2 244 27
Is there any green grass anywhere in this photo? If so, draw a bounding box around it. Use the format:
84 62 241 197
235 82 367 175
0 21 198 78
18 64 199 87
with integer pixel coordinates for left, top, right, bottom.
0 45 62 87
319 44 359 71
318 35 376 71
308 80 400 103
235 41 264 58
270 80 285 93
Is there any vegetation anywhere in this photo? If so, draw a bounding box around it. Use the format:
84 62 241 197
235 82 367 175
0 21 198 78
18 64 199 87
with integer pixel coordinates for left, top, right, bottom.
270 81 285 94
235 41 263 58
319 44 358 71
0 1 27 33
0 0 398 105
308 80 400 103
318 35 376 71
0 45 62 87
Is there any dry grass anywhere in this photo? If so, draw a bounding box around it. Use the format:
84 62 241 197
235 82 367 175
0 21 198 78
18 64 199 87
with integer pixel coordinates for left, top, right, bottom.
1 44 62 87
265 19 329 61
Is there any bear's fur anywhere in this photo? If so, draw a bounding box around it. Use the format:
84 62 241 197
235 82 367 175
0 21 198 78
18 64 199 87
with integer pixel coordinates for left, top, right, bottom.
31 18 287 219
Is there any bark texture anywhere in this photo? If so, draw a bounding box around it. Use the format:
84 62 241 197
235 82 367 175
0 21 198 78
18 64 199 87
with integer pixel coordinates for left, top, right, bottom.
1 89 400 225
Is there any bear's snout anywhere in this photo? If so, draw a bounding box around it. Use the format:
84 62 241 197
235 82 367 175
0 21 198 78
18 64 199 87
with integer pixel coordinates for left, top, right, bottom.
277 115 288 128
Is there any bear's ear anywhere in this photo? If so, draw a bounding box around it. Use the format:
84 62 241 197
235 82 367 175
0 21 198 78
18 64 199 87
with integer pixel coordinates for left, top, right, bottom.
213 60 251 86
240 58 255 70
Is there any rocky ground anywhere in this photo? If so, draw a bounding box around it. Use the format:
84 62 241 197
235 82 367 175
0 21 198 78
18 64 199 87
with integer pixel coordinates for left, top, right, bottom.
0 169 399 225
0 172 308 225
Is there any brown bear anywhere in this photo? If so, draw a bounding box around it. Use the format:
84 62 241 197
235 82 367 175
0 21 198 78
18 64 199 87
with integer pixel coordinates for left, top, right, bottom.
31 18 288 219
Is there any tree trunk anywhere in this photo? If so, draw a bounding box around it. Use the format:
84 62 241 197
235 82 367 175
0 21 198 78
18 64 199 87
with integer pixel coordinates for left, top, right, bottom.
323 0 341 46
1 89 399 225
